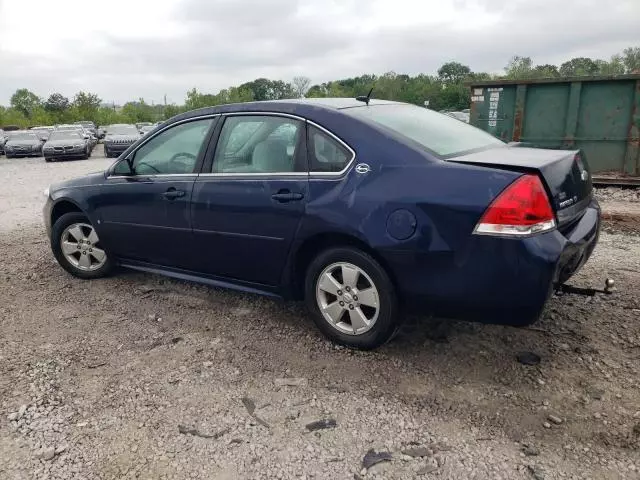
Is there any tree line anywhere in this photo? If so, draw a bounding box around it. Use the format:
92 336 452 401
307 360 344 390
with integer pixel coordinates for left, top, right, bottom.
1 47 638 128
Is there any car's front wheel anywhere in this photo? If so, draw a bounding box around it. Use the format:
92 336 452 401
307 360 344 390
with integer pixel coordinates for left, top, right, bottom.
305 247 399 350
51 212 113 279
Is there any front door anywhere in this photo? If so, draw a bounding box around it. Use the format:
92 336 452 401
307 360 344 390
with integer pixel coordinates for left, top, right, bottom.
191 114 308 286
93 117 216 269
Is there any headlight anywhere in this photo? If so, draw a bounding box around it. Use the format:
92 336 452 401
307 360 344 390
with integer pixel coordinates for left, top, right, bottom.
5 145 13 151
74 144 83 148
43 187 50 198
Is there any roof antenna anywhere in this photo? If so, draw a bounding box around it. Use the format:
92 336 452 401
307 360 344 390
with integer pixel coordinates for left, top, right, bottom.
355 87 374 106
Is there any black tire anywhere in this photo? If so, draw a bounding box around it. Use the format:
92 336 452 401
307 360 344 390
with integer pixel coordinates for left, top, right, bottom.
304 247 399 350
44 157 52 162
6 154 13 159
50 212 113 280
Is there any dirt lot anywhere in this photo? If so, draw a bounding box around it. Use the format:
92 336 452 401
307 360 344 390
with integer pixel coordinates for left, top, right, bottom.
1 151 639 479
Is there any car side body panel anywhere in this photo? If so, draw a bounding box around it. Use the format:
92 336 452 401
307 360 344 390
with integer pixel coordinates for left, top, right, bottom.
44 100 601 328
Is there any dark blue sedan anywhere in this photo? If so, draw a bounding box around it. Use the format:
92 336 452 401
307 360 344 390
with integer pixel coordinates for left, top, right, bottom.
43 98 600 349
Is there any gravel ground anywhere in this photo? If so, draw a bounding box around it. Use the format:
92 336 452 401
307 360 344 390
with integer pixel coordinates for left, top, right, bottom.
1 153 639 479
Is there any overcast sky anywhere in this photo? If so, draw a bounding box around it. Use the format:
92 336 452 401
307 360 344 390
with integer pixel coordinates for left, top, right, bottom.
0 0 638 105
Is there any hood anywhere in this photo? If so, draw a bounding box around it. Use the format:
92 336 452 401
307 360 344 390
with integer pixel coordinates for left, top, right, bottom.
6 140 41 147
45 139 86 147
51 172 106 192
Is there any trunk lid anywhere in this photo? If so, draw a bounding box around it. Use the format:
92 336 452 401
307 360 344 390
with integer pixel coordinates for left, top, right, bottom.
449 145 593 226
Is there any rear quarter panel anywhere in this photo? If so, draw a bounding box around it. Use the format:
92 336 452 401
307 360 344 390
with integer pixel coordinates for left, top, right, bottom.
289 122 524 307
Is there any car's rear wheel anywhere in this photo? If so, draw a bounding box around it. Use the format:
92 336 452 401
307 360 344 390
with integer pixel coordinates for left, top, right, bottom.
51 212 113 279
305 247 399 350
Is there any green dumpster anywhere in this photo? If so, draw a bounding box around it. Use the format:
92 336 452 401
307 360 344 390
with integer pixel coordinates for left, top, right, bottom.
468 75 640 180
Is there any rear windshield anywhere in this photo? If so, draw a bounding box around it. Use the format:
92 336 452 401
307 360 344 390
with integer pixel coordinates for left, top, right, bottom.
345 104 504 157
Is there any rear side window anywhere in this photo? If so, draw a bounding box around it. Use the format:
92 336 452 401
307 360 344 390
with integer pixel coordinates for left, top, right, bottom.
345 104 504 157
307 126 352 173
213 115 304 173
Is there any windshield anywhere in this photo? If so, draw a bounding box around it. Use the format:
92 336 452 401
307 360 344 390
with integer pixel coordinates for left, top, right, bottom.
49 131 83 141
107 125 138 135
11 133 38 141
345 104 504 157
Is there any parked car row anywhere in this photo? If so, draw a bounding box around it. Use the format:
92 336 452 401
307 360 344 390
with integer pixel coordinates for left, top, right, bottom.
2 121 163 160
0 123 100 162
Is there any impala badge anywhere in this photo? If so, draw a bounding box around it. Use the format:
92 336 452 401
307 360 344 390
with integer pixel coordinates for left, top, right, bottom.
355 163 371 174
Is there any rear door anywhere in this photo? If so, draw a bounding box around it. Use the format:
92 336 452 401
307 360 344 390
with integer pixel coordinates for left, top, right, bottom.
94 117 217 269
190 114 308 286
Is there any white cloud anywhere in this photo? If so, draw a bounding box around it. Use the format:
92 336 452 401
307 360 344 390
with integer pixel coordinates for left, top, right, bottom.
0 0 637 105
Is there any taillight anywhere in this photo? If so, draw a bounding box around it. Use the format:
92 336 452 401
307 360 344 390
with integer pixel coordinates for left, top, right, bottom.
474 174 556 237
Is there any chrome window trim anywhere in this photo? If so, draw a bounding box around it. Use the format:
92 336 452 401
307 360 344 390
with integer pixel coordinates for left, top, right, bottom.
107 174 198 180
220 111 306 122
106 114 219 179
198 172 309 178
106 111 357 180
306 120 356 178
203 113 356 178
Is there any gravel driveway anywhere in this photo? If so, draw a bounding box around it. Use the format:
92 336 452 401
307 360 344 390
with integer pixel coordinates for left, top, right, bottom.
1 151 639 479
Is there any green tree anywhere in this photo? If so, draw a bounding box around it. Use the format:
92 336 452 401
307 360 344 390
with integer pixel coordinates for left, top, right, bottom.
10 89 41 118
559 57 599 77
121 98 155 123
0 107 29 128
531 64 560 78
437 62 471 83
622 47 640 73
504 56 533 79
72 92 102 122
238 78 295 101
595 56 625 75
185 88 218 110
44 93 70 113
162 104 183 119
95 106 127 126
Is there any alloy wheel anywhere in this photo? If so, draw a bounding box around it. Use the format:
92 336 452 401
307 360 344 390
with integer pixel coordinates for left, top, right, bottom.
315 262 380 335
60 223 107 271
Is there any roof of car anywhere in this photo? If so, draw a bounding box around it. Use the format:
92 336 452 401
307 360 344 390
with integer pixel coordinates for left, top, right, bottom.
266 98 402 109
169 97 404 125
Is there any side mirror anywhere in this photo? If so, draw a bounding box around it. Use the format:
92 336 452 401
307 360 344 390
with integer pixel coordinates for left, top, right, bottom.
110 157 135 176
84 134 90 140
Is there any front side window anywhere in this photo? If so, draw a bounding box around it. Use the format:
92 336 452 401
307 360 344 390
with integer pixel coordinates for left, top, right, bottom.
114 118 213 175
213 115 304 173
307 126 352 173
